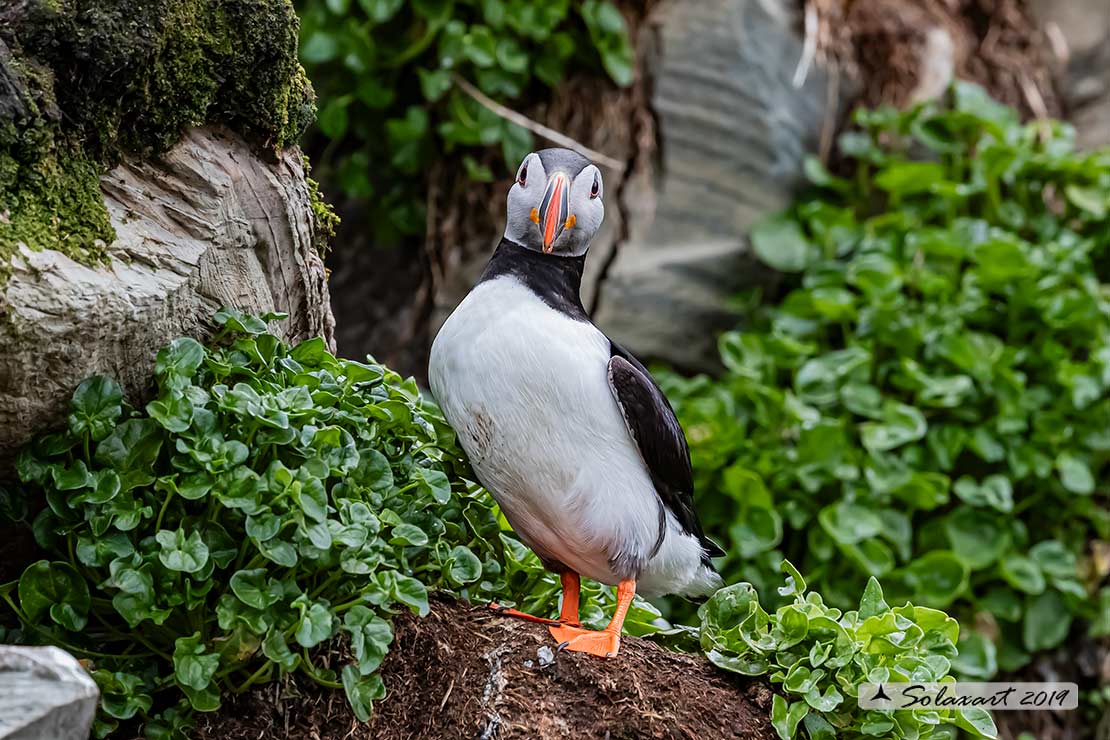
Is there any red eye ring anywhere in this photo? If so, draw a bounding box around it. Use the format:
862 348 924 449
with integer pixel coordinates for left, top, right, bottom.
590 173 600 199
518 164 527 186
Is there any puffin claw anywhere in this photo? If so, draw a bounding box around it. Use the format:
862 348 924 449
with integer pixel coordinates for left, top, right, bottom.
547 623 622 658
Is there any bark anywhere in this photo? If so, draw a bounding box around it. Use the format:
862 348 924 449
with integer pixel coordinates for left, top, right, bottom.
0 126 334 468
197 600 778 740
0 0 333 469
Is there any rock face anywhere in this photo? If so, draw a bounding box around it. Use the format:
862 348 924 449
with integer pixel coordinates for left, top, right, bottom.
0 645 98 740
1029 0 1110 149
419 0 838 375
591 0 838 370
0 126 335 466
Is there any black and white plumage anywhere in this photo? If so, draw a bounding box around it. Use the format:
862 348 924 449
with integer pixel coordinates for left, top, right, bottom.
429 149 722 601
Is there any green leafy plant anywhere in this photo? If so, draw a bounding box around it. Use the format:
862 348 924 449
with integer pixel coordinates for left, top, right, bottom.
0 309 671 737
661 82 1110 680
702 562 996 739
295 0 633 242
0 315 979 738
0 310 523 736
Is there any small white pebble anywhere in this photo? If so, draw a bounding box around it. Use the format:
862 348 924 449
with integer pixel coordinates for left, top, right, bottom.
522 659 534 668
537 646 555 667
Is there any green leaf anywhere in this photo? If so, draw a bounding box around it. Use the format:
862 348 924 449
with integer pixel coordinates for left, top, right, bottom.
1055 452 1094 494
1028 540 1077 579
447 545 483 585
770 695 808 739
155 528 210 573
68 376 124 441
52 459 92 491
875 161 944 195
955 707 999 739
416 467 452 504
944 506 1010 569
1089 589 1110 637
146 392 194 433
343 605 393 674
295 601 334 648
999 553 1046 595
802 713 837 740
417 69 452 102
858 577 889 619
213 307 269 334
392 573 430 616
751 214 814 273
356 448 394 492
262 629 300 672
778 560 807 597
180 682 221 712
19 560 90 631
818 501 882 545
1065 184 1108 218
317 96 351 139
358 0 403 23
390 522 429 546
903 551 968 607
230 569 282 610
1022 590 1072 652
859 402 927 452
342 664 385 722
173 633 220 691
952 632 998 679
95 419 163 482
155 338 205 378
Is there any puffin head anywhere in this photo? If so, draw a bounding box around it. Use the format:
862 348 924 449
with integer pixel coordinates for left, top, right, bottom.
503 148 604 257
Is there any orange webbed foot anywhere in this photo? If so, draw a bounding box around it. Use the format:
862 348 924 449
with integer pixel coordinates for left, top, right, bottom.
548 624 621 658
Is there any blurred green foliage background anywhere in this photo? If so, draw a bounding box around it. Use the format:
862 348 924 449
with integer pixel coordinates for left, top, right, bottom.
294 0 633 244
659 83 1110 685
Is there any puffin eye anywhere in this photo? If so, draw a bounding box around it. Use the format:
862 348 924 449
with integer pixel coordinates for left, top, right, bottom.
518 164 528 186
590 173 601 199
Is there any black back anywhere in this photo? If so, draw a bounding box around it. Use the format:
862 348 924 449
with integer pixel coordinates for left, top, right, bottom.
608 343 725 566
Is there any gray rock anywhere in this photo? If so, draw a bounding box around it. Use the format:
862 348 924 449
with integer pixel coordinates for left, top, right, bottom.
0 126 335 468
592 0 843 369
0 645 98 740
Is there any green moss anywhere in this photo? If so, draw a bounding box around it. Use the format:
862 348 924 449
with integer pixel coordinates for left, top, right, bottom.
304 155 338 255
0 0 318 275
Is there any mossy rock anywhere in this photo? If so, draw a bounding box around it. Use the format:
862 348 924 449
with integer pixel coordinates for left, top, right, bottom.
0 0 316 272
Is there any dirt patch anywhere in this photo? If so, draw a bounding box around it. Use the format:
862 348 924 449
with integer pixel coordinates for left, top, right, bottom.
810 0 1060 118
197 599 776 740
993 631 1110 740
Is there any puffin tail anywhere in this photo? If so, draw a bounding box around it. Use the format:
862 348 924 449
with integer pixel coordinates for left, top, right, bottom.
681 561 725 602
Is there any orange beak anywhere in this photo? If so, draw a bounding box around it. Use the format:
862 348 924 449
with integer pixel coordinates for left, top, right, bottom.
539 173 569 254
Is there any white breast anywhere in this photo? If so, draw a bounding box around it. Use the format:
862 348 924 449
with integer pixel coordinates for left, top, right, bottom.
428 277 659 583
429 276 722 598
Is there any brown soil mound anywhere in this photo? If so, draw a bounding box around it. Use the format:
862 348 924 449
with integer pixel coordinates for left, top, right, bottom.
811 0 1059 117
196 599 776 740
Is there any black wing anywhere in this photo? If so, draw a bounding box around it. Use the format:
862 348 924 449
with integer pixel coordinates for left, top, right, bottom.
606 342 725 563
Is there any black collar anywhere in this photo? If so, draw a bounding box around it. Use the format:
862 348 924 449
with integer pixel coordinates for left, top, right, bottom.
476 238 589 322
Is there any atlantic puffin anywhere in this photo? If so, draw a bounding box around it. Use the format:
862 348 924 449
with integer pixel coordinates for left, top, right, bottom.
429 148 723 657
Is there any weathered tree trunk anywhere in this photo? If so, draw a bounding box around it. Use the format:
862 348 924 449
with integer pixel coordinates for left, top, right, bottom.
196 600 778 740
0 0 334 467
0 126 334 465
